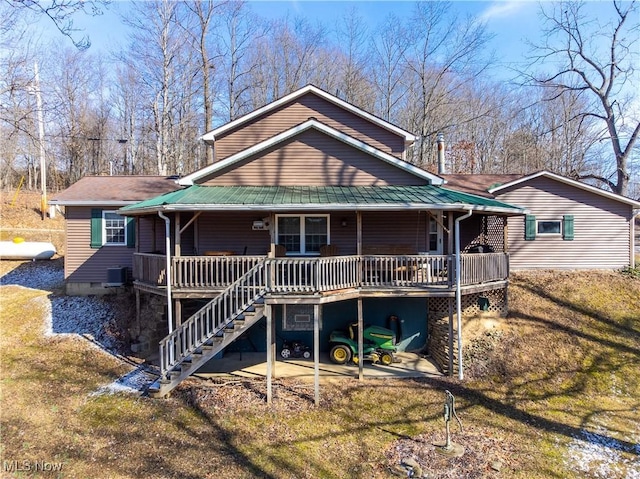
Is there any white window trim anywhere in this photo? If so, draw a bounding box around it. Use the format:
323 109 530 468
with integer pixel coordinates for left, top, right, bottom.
275 214 330 256
102 210 127 246
536 219 562 236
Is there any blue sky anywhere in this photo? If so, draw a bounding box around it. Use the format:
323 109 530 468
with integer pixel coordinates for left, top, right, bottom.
33 0 623 82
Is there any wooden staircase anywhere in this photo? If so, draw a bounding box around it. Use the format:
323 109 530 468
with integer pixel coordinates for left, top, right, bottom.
149 260 267 398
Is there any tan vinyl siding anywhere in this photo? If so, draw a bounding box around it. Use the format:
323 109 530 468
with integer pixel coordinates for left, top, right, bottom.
496 177 633 269
65 207 137 282
204 129 424 186
214 93 405 161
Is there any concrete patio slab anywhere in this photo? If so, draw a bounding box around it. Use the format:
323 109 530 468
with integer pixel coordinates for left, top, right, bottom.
194 351 442 382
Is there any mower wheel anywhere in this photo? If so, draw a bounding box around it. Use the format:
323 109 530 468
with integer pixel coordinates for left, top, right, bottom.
281 348 291 359
329 344 352 364
379 351 394 366
303 350 311 359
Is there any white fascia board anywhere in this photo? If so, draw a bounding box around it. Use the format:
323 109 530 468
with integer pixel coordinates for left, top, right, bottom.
200 85 416 143
184 119 441 186
489 170 640 207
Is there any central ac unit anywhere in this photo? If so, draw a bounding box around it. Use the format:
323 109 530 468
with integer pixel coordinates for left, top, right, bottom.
105 266 127 286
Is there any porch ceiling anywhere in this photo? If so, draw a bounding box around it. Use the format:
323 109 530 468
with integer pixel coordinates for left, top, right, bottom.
120 185 526 215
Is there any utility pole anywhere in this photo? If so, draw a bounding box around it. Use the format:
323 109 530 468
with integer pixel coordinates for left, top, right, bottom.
34 61 47 220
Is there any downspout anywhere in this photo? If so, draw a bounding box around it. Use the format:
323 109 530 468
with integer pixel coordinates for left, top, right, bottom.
158 211 173 334
454 209 473 380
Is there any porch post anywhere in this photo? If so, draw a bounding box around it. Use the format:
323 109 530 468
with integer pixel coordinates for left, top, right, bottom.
357 211 363 285
174 212 181 257
503 217 509 253
447 213 454 254
135 217 140 252
314 304 320 406
357 297 364 380
266 304 273 404
356 211 362 255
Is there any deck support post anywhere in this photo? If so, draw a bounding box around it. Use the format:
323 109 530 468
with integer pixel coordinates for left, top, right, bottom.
175 299 182 328
314 304 320 406
135 288 141 335
357 297 364 380
266 304 274 404
448 297 454 376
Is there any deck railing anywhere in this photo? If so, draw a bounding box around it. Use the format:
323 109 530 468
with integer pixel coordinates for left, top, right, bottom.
172 255 265 289
133 253 168 286
133 252 508 291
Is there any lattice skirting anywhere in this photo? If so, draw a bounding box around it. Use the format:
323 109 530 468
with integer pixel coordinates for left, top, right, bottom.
427 288 507 374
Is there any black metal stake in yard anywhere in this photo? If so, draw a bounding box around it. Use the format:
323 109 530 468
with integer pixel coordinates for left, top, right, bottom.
435 390 465 457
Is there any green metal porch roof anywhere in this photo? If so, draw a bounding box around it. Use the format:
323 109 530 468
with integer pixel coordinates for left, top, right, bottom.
120 185 526 215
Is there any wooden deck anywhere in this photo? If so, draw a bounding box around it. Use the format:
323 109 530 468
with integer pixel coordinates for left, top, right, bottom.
133 252 509 298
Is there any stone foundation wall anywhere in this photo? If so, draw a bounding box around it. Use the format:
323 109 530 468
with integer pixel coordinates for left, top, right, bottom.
129 292 168 359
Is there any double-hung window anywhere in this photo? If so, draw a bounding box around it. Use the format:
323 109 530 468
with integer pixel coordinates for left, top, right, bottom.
276 215 329 255
104 211 127 245
91 208 135 248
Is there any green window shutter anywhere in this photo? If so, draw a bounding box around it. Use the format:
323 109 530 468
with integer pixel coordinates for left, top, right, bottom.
126 217 136 248
563 215 574 240
525 215 536 241
90 208 103 249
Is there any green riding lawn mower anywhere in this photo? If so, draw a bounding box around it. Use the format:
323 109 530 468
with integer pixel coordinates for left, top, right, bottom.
328 322 398 366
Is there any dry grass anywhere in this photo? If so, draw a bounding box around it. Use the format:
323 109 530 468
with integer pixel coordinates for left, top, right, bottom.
1 193 639 478
1 268 637 478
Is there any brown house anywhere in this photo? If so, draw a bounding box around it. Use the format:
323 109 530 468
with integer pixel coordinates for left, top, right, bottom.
52 86 527 400
115 85 525 398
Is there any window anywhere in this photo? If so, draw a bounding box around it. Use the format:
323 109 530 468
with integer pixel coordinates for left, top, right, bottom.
525 215 574 241
91 208 135 248
104 211 126 245
537 220 561 235
282 304 321 331
276 215 329 255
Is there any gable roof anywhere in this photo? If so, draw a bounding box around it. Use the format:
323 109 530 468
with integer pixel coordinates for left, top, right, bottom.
180 119 443 186
201 84 416 144
120 184 526 216
488 170 640 208
49 176 182 206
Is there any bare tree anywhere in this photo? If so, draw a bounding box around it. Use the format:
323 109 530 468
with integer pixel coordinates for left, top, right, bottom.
402 1 494 168
334 6 373 108
526 0 639 196
5 0 109 50
183 0 221 166
370 13 410 123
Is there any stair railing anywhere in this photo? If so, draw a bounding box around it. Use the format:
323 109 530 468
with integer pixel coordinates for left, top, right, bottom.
159 259 267 377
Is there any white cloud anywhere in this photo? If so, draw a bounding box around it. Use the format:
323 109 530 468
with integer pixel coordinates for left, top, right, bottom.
479 0 532 22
